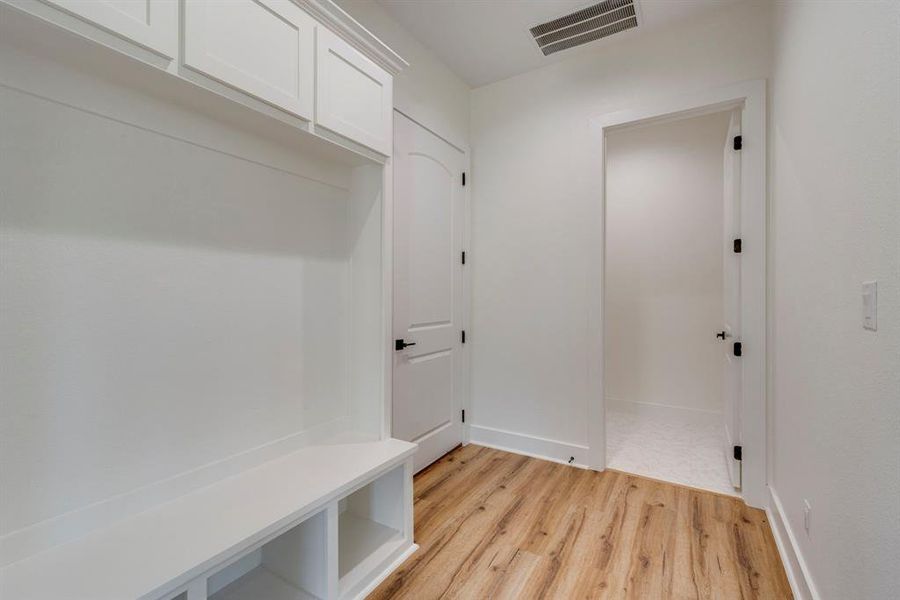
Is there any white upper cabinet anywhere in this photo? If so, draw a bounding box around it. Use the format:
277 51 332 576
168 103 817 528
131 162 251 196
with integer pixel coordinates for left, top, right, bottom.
183 0 316 121
43 0 178 57
316 26 393 155
7 0 406 154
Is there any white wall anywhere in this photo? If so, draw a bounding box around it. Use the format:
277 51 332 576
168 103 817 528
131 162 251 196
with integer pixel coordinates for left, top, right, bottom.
769 2 900 598
469 1 770 454
334 0 470 150
606 112 729 413
0 84 347 533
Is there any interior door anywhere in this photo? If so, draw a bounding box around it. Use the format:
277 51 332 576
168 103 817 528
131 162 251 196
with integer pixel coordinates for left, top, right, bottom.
722 109 742 489
393 112 465 472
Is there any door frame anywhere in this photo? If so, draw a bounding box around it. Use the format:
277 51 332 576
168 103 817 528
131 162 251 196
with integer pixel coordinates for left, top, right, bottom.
390 108 472 451
587 79 767 508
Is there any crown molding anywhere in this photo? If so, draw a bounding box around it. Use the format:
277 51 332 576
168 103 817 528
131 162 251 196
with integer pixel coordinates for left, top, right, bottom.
296 0 408 76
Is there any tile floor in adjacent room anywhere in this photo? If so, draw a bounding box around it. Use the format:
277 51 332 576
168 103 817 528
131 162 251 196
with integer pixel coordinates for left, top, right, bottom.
605 399 738 496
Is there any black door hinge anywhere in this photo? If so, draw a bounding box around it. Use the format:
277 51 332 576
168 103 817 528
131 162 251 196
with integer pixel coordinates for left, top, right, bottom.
733 445 742 461
733 341 742 357
462 172 466 186
461 409 465 423
733 135 742 151
733 238 742 253
461 251 466 265
461 330 466 344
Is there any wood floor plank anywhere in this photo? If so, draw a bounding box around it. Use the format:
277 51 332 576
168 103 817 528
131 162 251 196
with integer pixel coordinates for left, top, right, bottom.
369 445 792 600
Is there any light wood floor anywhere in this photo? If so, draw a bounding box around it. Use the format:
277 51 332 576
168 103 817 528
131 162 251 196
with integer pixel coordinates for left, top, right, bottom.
369 444 792 599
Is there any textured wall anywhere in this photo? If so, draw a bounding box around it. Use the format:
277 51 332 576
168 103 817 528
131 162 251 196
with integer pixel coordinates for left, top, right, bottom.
769 2 900 597
469 2 770 447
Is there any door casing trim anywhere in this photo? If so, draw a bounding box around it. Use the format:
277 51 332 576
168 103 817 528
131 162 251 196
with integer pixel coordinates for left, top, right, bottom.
588 79 767 508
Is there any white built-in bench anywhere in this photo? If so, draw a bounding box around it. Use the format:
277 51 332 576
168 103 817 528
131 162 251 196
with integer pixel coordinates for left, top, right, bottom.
0 440 417 600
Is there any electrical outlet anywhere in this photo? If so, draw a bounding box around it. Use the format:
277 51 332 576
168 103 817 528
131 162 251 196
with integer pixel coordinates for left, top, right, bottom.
803 499 812 537
862 281 877 331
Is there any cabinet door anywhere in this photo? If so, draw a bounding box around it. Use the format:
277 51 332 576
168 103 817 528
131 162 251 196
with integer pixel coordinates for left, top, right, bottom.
316 27 392 155
44 0 178 57
183 0 315 120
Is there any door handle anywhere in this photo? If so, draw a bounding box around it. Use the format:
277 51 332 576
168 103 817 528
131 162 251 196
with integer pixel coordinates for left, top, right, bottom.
395 339 417 351
716 331 732 340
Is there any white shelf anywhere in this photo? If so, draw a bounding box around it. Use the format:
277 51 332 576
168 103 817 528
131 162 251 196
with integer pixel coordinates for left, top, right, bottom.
209 566 320 600
338 513 403 584
336 463 409 598
0 440 416 600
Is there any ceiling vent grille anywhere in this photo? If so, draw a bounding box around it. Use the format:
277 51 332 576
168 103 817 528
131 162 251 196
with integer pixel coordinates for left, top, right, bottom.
530 0 638 56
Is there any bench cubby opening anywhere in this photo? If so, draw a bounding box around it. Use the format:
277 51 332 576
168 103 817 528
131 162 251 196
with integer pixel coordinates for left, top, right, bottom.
338 464 407 596
207 509 328 600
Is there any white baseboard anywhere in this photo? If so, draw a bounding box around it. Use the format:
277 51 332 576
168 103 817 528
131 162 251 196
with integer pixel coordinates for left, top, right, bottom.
606 396 722 421
766 487 819 600
468 424 589 468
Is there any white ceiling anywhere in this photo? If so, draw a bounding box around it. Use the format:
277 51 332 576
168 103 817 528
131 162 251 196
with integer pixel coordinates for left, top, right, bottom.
377 0 741 87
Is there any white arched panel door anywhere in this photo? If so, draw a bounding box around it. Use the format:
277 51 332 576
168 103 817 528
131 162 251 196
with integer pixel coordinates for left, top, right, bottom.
393 112 465 472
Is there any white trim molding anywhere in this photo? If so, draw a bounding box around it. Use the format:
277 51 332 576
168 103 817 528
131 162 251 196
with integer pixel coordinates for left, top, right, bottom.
295 0 408 75
767 487 820 600
588 79 768 508
606 396 724 420
469 425 590 469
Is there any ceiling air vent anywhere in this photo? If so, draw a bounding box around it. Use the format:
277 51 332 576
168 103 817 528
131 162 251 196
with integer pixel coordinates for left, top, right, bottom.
530 0 638 56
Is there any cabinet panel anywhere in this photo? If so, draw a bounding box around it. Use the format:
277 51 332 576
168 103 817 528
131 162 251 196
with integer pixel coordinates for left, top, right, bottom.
183 0 315 120
316 27 392 155
42 0 177 57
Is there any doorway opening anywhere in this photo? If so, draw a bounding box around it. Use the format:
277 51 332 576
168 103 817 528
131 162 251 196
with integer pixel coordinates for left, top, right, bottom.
588 80 766 507
603 109 742 496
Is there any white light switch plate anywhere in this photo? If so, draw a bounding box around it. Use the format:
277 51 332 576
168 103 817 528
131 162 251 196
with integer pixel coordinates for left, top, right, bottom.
803 499 812 537
862 281 877 331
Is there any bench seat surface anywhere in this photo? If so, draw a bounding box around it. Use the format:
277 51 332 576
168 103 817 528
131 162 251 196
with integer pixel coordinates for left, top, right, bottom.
0 439 417 600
